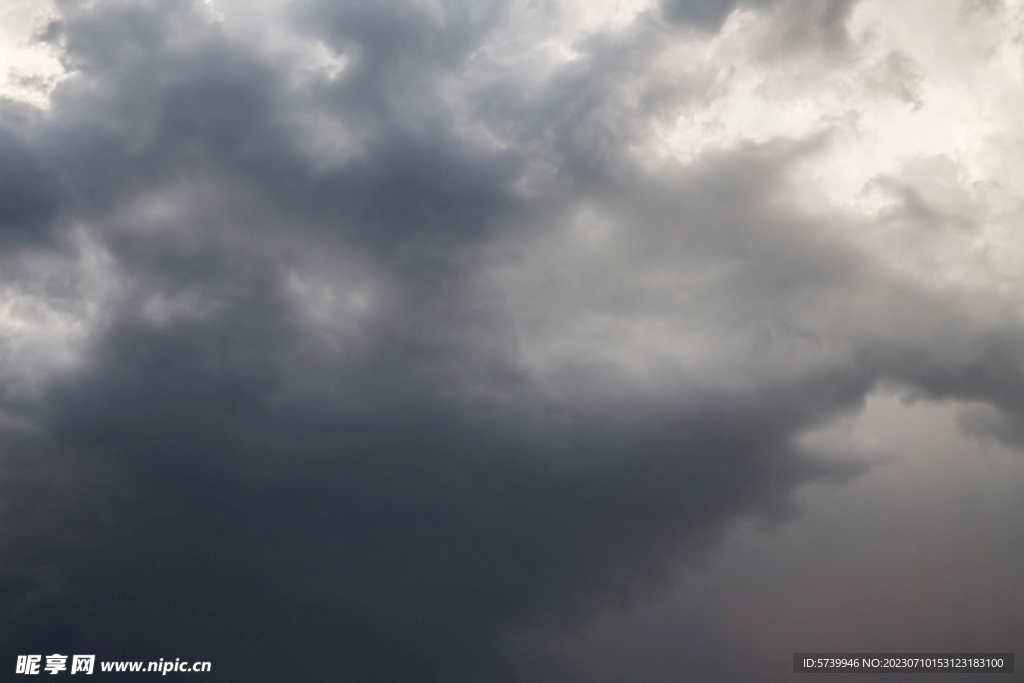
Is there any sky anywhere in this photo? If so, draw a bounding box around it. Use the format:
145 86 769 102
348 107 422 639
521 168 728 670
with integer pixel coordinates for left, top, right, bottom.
0 0 1023 680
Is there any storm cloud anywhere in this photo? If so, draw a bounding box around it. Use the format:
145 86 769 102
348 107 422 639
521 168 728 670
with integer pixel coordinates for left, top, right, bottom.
1 0 1023 680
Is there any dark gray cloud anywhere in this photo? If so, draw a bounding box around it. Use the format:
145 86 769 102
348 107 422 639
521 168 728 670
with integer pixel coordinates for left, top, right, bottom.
0 127 60 248
512 392 1024 683
660 0 857 45
0 0 1021 681
660 0 768 30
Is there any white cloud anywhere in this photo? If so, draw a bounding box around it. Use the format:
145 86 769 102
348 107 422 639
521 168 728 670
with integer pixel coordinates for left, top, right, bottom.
0 227 120 400
0 0 67 108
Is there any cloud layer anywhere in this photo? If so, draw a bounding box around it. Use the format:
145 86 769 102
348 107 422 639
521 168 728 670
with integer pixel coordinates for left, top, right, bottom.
1 0 1023 680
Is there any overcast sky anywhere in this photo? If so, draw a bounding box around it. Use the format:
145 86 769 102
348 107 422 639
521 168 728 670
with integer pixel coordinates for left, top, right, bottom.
1 0 1023 680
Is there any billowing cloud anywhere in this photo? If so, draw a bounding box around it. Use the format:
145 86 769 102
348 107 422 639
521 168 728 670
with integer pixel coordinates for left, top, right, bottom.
1 0 1023 680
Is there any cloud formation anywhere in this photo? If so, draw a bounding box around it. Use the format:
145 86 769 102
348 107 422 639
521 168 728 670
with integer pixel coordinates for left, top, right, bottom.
1 0 1023 680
